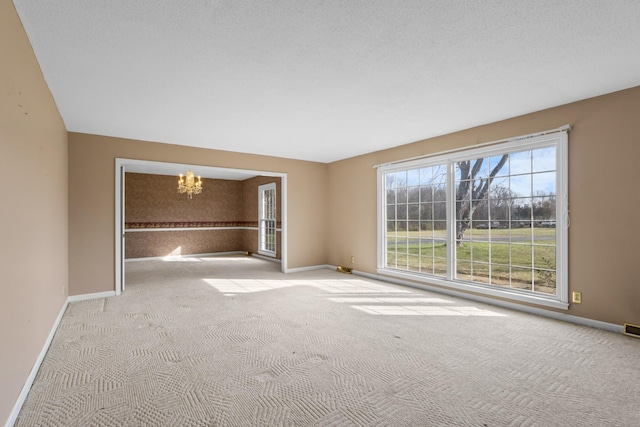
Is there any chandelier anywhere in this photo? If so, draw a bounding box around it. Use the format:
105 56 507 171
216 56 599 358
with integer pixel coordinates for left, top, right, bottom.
177 170 203 199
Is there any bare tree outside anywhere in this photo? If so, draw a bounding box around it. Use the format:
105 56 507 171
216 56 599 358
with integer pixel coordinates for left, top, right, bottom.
455 155 508 245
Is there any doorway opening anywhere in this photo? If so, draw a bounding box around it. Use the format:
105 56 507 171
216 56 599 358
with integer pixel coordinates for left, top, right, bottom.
115 158 287 295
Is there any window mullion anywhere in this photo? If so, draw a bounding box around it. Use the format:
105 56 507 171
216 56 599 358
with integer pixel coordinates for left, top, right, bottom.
446 160 456 281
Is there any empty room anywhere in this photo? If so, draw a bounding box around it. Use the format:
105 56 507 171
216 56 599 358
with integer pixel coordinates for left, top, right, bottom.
2 1 640 426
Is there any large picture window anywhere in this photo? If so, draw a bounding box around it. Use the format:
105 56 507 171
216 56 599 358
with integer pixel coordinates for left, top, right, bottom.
378 131 568 309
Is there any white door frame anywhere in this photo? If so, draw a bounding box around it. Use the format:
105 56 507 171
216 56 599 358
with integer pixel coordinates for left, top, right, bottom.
114 158 288 294
257 182 278 257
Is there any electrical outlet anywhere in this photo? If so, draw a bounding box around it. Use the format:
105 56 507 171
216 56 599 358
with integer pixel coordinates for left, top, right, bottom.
572 291 582 304
350 256 355 264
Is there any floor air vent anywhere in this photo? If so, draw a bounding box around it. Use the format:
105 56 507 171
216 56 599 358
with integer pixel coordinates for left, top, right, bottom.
623 323 640 338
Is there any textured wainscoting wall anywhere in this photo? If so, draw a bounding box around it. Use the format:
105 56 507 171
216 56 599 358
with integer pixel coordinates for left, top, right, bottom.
125 229 244 258
125 173 282 259
126 173 243 222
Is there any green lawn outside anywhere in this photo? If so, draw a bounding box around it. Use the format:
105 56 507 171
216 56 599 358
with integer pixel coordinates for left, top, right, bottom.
386 231 557 294
387 227 556 240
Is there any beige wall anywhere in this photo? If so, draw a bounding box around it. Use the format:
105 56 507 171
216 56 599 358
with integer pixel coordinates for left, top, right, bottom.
0 1 68 423
68 133 327 295
327 86 640 326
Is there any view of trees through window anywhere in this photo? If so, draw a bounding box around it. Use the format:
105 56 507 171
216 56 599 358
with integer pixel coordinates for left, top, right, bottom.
384 145 558 296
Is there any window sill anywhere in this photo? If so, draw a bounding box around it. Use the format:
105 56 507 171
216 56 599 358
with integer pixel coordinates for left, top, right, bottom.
376 268 569 310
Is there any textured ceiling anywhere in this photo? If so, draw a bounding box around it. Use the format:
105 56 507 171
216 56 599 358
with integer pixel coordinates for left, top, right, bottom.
13 1 640 163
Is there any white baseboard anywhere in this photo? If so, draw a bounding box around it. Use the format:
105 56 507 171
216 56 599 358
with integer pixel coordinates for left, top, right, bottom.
353 269 623 334
284 264 334 273
6 290 119 426
251 253 282 263
67 291 116 302
5 300 68 427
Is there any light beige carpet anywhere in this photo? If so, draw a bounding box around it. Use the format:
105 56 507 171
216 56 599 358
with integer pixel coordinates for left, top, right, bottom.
16 255 640 426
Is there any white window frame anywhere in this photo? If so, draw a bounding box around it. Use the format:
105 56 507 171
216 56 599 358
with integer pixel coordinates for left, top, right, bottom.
258 182 277 257
377 131 569 309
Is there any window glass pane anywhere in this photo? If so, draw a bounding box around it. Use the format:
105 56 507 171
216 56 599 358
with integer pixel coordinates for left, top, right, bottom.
386 221 396 233
392 171 406 188
511 220 531 229
420 186 432 203
408 187 420 203
489 154 510 177
472 264 491 284
433 166 447 185
497 220 509 229
511 244 532 268
456 180 472 201
511 267 533 291
456 221 471 243
456 261 472 281
420 222 433 233
433 222 447 239
408 221 419 233
533 172 556 196
456 242 471 262
472 204 489 221
408 255 420 272
396 253 408 269
420 256 434 274
511 198 532 221
510 175 532 197
532 147 556 172
432 241 447 258
473 158 490 180
491 243 510 265
397 188 408 203
387 252 397 268
534 222 556 241
433 186 446 203
386 189 395 204
406 169 419 186
491 264 510 286
397 205 407 220
471 242 489 263
433 204 446 221
509 151 531 175
534 245 556 270
408 204 419 220
419 167 432 184
420 239 434 255
433 260 447 277
532 197 555 221
534 269 556 294
420 203 432 220
386 205 396 220
490 175 509 193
